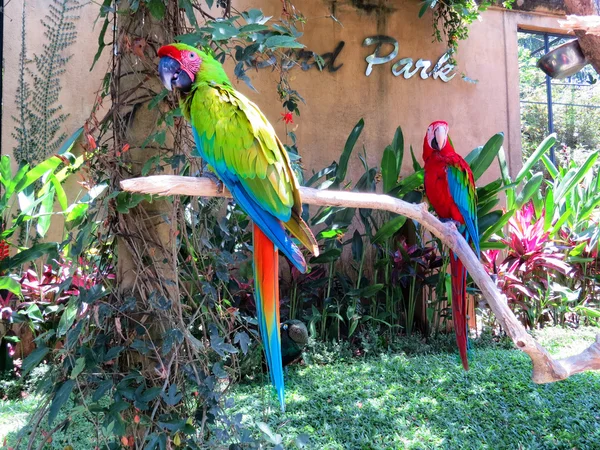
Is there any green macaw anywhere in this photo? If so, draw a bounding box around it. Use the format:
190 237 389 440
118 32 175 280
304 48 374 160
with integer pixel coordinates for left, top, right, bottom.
157 43 319 411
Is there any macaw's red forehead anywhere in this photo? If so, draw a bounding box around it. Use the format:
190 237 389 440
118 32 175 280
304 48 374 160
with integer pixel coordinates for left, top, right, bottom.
158 45 182 60
429 120 449 130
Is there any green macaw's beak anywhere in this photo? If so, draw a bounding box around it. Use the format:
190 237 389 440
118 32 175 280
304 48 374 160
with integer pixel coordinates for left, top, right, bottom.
158 56 192 93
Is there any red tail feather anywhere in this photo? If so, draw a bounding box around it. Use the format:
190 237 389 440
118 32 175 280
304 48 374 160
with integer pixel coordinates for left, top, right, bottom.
450 250 469 370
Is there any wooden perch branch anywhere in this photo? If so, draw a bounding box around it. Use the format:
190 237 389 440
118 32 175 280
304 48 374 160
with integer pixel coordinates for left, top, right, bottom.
559 15 600 36
121 175 600 382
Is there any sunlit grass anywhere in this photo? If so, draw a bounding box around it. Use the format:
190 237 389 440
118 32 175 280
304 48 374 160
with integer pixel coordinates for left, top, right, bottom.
231 327 600 449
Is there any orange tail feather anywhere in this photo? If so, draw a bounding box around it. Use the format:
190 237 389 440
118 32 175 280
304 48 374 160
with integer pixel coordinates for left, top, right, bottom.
253 223 285 410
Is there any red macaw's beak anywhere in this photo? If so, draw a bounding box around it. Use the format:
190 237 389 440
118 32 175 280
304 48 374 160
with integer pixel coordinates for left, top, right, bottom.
433 125 448 151
158 46 193 93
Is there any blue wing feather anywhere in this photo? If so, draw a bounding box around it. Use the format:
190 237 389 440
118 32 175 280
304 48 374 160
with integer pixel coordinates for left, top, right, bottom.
191 127 306 272
446 166 480 256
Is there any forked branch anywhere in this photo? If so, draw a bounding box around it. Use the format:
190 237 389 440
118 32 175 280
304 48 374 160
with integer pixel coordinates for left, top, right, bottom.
121 175 600 383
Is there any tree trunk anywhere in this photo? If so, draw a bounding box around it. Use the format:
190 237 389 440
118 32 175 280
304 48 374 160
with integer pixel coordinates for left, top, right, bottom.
563 0 600 74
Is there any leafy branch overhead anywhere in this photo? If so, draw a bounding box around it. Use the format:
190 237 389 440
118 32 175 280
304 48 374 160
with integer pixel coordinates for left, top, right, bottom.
419 0 514 59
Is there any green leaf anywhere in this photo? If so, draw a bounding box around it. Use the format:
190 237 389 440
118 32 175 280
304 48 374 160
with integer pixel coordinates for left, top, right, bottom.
310 248 342 264
36 183 56 238
478 210 503 235
555 152 598 203
389 171 424 198
22 346 49 375
179 0 199 30
57 302 78 337
392 126 405 172
516 173 543 208
239 24 269 34
381 146 398 194
544 187 555 231
541 153 559 179
514 134 556 185
49 380 75 426
480 209 515 242
148 89 169 110
70 357 86 379
0 276 22 297
371 215 407 244
355 284 384 298
147 0 166 20
496 146 513 207
468 132 504 181
264 34 304 49
336 119 364 185
139 386 162 402
351 230 364 261
58 127 84 156
15 157 63 194
91 17 109 71
92 380 113 402
210 23 239 41
409 145 422 172
50 174 68 211
0 242 57 272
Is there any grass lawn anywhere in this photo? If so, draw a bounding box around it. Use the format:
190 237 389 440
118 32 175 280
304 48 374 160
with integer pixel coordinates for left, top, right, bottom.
0 327 598 449
231 327 600 449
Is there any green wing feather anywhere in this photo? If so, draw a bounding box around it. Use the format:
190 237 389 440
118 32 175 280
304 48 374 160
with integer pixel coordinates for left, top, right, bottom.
185 83 318 255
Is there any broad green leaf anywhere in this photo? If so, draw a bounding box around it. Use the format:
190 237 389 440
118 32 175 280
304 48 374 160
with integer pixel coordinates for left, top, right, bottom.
544 187 555 231
148 89 169 110
555 152 598 203
351 230 363 261
516 173 543 208
550 209 572 235
49 380 75 425
58 127 84 156
263 35 304 48
390 171 424 198
310 248 342 264
391 126 404 174
15 157 63 194
57 302 78 337
91 17 109 70
541 153 559 179
49 174 68 211
36 183 56 238
478 211 503 235
381 145 399 194
371 215 407 244
0 276 22 297
147 0 166 20
496 146 513 208
480 209 515 242
514 134 556 184
0 242 57 272
179 0 199 30
468 132 504 181
354 284 384 298
22 346 49 375
409 145 422 172
336 119 364 185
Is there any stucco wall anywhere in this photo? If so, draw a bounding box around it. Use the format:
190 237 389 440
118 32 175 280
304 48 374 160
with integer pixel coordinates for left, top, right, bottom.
2 0 566 188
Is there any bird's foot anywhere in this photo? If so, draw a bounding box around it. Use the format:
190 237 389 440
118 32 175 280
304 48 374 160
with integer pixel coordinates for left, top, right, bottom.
202 171 224 194
440 218 462 229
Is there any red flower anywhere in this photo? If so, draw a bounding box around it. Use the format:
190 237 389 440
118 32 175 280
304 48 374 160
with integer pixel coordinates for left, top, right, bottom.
281 112 294 124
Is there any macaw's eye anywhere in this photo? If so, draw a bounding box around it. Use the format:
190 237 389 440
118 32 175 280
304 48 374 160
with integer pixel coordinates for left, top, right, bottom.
189 53 195 59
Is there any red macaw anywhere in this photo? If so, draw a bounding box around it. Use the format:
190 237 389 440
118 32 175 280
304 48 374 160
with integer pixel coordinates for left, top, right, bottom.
423 121 480 370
